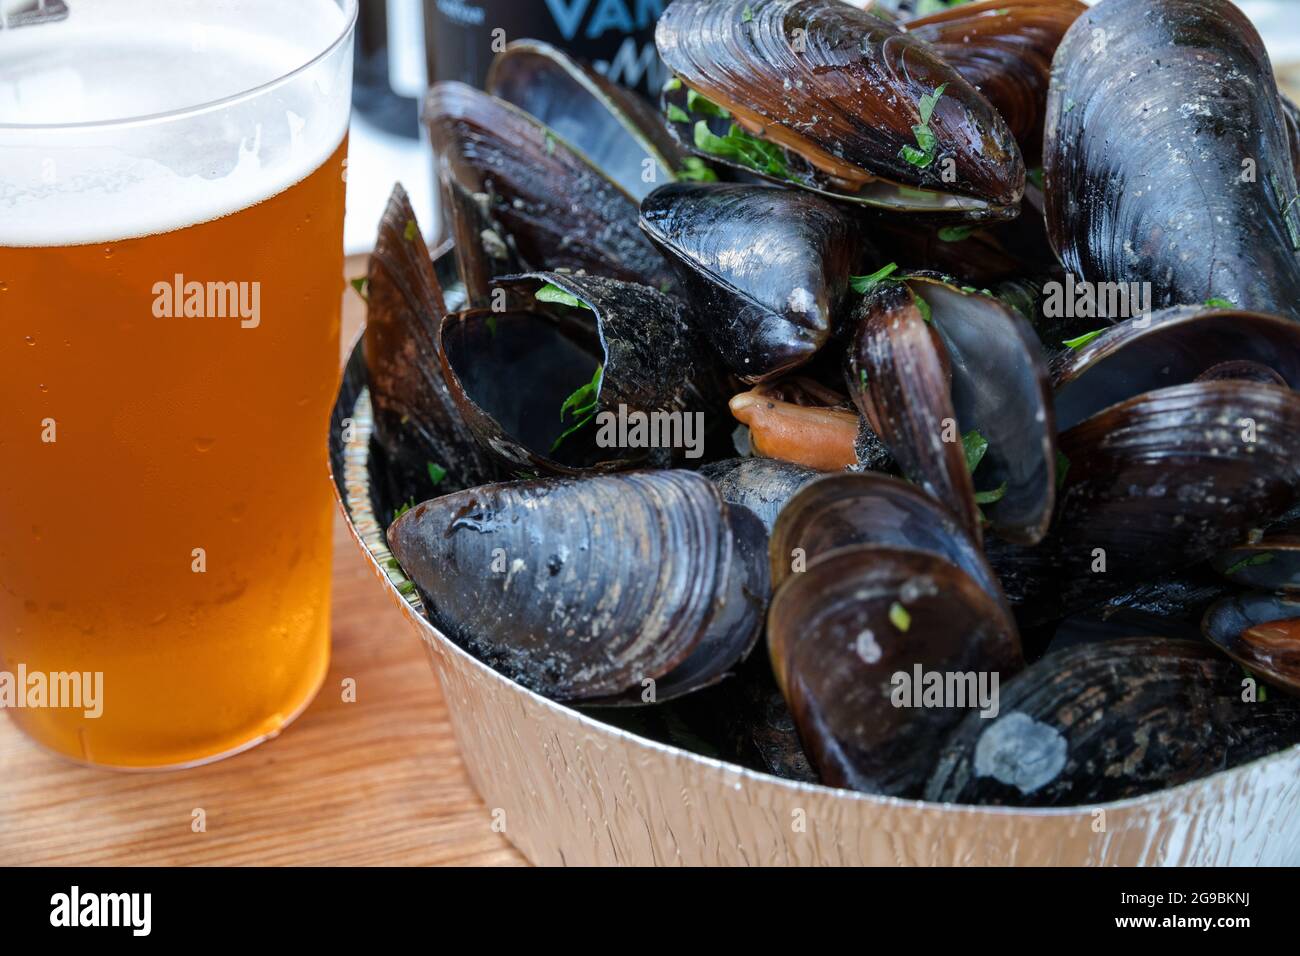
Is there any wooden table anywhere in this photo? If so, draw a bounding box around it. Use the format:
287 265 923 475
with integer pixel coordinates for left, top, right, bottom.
0 256 526 866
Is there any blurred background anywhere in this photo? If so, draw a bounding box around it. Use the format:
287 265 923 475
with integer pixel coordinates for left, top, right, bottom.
344 0 1300 253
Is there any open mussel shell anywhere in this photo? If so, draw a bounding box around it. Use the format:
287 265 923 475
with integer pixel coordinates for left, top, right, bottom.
363 184 505 499
1044 0 1300 317
1211 538 1300 592
437 271 709 475
699 457 821 535
905 0 1086 165
656 0 1024 217
728 377 863 472
925 638 1300 807
768 473 1008 614
1052 305 1300 431
423 81 675 303
1204 592 1300 695
486 40 690 202
1047 381 1300 611
640 182 867 383
847 276 1056 545
387 471 770 704
767 546 1022 795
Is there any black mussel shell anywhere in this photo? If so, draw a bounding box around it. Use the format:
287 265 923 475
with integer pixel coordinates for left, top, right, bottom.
768 546 1023 795
640 182 867 383
906 0 1086 165
1203 592 1300 695
1044 0 1300 317
1052 306 1300 431
925 638 1300 807
486 40 691 202
699 457 821 535
847 277 1056 545
423 82 675 301
1212 537 1300 592
363 185 504 500
1027 381 1300 620
657 0 1024 216
437 272 709 475
388 471 770 704
768 473 1009 616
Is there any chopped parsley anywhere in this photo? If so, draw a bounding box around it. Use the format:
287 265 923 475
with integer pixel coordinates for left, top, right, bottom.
1224 552 1275 576
535 283 589 311
350 276 369 301
889 602 912 632
676 156 718 182
551 364 603 453
403 219 418 242
900 84 947 169
694 121 791 180
1063 328 1107 350
850 262 901 294
427 462 447 486
1205 297 1236 309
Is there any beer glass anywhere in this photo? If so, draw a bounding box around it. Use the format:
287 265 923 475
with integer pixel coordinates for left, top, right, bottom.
0 0 356 768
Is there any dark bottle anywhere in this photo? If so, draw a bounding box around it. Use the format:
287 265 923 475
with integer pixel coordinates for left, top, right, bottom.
423 0 667 98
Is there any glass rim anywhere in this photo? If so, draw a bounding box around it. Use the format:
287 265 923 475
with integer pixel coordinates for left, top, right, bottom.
0 0 358 133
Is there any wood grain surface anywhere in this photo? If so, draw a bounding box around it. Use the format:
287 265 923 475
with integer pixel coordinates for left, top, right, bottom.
0 255 526 867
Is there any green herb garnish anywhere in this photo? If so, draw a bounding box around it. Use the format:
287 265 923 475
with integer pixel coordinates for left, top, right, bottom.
1205 297 1236 309
676 156 718 182
666 103 691 125
694 121 790 179
850 262 901 294
535 283 589 311
900 83 947 169
974 482 1008 505
1063 328 1107 350
551 364 603 453
741 4 754 22
1027 167 1046 191
403 219 418 242
1224 552 1275 576
397 580 417 596
909 289 932 324
962 430 989 474
687 89 730 119
393 498 416 521
1056 450 1071 491
889 602 912 632
938 225 976 242
350 276 369 301
427 462 447 486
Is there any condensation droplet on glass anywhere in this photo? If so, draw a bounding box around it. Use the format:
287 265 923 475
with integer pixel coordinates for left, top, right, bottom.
194 437 216 452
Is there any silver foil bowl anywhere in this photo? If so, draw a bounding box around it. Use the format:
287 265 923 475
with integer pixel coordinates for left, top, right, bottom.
330 335 1300 868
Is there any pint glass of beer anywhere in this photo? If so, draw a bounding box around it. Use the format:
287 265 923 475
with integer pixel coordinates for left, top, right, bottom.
0 0 356 768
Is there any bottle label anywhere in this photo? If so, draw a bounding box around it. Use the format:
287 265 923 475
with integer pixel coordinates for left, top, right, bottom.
428 0 667 96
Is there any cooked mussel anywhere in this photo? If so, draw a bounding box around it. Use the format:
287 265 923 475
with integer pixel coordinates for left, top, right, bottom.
437 271 710 475
906 0 1086 164
699 457 821 534
424 81 675 302
640 182 868 382
768 472 1009 606
768 545 1022 795
1041 381 1300 614
387 471 770 704
728 377 863 472
846 274 1056 545
1052 305 1300 431
656 0 1025 217
363 185 505 499
1204 592 1300 695
1043 0 1300 317
487 39 693 202
925 638 1300 806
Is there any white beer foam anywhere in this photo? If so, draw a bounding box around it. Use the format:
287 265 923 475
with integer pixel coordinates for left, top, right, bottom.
0 0 351 246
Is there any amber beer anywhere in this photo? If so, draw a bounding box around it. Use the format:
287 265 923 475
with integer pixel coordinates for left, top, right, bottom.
0 0 356 767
